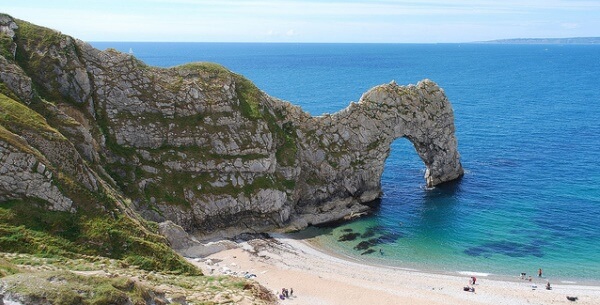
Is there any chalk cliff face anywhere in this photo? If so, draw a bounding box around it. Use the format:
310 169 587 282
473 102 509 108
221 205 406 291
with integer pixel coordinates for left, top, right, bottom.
0 15 463 238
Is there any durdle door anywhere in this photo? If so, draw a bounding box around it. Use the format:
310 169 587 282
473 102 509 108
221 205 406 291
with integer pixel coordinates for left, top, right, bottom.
0 14 463 240
289 80 464 230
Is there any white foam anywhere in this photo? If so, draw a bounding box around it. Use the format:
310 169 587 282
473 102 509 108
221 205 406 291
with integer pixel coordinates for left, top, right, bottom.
457 271 491 277
560 280 577 284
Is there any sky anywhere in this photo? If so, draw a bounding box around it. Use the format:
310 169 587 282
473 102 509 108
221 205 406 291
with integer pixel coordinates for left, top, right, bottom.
3 0 600 43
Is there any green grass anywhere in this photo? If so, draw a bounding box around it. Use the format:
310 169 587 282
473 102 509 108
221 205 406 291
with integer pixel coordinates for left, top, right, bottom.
274 121 298 166
0 33 14 60
13 19 68 103
0 92 63 139
0 199 200 275
0 257 20 277
234 75 263 119
0 252 275 304
0 271 155 305
14 19 63 50
174 62 230 75
0 82 22 102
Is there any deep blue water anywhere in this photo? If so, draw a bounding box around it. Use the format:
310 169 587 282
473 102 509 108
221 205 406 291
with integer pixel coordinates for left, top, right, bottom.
91 42 600 283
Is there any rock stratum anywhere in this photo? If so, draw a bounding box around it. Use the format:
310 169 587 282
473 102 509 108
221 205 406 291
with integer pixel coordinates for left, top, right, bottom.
0 14 463 242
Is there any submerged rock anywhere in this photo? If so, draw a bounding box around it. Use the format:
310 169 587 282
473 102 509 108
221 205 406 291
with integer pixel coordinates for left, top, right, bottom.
361 228 377 239
354 240 374 251
338 233 361 242
361 249 376 255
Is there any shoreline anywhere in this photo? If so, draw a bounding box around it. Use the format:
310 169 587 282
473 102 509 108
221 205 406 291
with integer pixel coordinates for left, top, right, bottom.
190 233 600 305
299 234 600 287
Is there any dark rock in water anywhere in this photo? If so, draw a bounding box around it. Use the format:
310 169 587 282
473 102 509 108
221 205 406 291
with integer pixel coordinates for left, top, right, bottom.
354 241 373 251
361 249 376 255
361 228 376 238
366 238 380 246
352 234 401 252
376 232 402 244
464 241 544 258
338 233 360 242
342 228 354 232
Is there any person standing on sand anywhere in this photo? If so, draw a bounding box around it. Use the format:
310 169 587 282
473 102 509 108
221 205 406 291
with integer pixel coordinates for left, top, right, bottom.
290 288 294 297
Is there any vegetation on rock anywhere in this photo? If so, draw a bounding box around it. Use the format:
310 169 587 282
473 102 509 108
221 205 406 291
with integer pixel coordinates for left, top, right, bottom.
0 14 283 303
0 16 462 303
0 253 276 305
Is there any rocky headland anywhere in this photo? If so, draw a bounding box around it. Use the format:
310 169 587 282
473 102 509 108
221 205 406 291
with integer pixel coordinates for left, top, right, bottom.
0 13 462 304
0 13 462 240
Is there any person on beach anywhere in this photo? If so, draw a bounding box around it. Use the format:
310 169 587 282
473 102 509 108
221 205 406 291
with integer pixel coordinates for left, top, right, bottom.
538 268 543 277
290 288 294 297
546 282 552 290
470 276 477 285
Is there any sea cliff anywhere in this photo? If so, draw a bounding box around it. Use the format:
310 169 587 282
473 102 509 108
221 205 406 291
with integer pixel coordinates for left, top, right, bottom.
0 14 462 241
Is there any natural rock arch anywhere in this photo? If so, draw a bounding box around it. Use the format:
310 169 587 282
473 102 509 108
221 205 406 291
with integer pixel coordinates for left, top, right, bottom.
360 79 463 187
291 80 464 225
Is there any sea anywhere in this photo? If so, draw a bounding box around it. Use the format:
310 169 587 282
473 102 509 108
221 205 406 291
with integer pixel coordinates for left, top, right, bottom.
91 42 600 284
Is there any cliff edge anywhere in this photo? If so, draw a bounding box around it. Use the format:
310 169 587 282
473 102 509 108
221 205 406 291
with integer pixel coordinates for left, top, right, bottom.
0 14 463 241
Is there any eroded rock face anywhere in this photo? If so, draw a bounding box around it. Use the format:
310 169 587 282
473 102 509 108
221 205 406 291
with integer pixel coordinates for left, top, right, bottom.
352 80 463 188
0 14 463 238
0 141 73 212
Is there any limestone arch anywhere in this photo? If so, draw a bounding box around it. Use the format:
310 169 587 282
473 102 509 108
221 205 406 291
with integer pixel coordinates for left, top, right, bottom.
359 79 464 187
297 79 464 215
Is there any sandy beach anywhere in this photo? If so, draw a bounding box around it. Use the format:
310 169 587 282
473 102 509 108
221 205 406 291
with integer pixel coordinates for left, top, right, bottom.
190 234 600 305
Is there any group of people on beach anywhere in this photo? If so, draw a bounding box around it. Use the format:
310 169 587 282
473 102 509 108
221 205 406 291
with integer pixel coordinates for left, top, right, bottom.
279 287 294 300
463 268 551 294
520 268 552 290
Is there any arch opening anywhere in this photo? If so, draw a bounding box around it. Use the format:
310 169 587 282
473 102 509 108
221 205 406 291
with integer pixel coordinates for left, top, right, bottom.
382 137 426 196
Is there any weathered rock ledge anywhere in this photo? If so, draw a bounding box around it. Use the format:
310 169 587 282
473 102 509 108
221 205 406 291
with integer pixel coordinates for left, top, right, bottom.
0 14 463 241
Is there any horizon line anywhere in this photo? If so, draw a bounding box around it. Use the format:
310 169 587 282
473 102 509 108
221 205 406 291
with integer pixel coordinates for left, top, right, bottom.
88 36 600 45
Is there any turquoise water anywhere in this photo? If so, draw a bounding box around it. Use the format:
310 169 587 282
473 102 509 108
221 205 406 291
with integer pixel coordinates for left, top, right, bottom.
91 42 600 282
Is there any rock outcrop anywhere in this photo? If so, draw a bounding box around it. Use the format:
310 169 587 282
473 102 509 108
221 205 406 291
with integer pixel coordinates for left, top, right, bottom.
0 14 463 239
